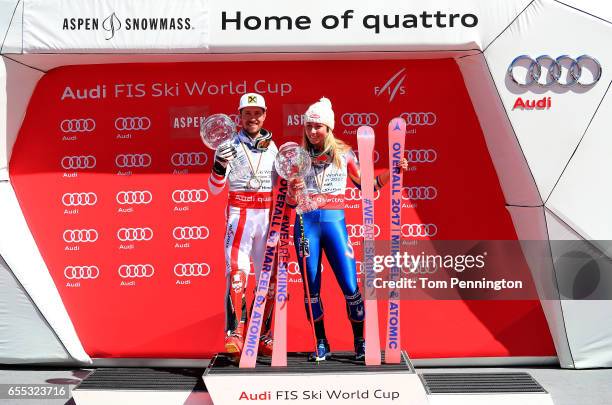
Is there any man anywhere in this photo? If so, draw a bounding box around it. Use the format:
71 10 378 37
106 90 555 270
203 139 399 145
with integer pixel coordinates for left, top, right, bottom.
209 93 277 356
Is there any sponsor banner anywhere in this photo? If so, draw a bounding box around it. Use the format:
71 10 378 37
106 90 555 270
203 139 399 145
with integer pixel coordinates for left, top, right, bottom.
9 59 554 358
23 0 208 52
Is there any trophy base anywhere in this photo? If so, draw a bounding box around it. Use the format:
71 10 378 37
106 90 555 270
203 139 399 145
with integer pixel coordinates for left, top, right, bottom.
203 351 428 405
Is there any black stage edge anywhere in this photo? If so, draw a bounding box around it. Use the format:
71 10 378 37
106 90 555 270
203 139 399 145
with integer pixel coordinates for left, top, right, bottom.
206 351 415 375
75 367 208 391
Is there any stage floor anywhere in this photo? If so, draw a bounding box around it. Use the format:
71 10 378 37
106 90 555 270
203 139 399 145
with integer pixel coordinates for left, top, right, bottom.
0 364 610 405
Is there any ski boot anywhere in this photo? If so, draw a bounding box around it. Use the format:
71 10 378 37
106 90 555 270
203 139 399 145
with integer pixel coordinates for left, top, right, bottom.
309 339 331 362
354 337 366 361
258 333 274 356
224 323 245 355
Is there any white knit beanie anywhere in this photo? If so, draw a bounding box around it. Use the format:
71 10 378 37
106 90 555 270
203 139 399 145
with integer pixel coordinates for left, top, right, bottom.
305 97 335 131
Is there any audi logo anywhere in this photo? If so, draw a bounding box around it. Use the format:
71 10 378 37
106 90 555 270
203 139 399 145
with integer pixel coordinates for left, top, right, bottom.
63 229 99 243
117 227 154 242
115 153 152 168
116 191 153 205
401 263 437 275
173 226 210 240
286 261 303 276
228 114 241 126
400 112 437 126
346 224 381 238
171 152 208 167
60 118 95 133
64 265 100 280
62 192 98 206
401 224 438 237
341 113 380 127
508 55 602 87
172 189 208 204
354 150 380 164
174 263 211 277
118 264 155 278
61 155 96 170
114 116 151 131
405 149 437 163
401 186 438 200
345 187 380 201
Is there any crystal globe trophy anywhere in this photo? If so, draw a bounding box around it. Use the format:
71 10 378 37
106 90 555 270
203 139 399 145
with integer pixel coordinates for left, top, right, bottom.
200 114 249 181
274 142 318 214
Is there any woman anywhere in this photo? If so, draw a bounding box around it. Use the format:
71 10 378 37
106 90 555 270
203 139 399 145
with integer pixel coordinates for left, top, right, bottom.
288 97 408 361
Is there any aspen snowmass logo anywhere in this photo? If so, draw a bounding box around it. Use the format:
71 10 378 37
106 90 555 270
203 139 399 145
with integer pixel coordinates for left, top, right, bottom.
62 13 192 40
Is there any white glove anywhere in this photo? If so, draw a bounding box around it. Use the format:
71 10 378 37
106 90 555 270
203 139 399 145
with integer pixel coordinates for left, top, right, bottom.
215 143 237 167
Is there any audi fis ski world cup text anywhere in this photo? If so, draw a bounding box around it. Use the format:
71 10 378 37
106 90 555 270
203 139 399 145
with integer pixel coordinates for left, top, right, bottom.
60 80 293 101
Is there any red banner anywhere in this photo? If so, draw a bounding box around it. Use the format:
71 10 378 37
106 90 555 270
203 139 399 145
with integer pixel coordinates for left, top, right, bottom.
9 59 555 358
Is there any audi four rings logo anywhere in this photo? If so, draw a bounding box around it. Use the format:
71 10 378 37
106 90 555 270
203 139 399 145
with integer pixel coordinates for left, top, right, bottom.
341 113 380 127
63 229 99 243
117 227 154 242
405 149 437 163
400 112 437 126
64 265 100 280
62 192 98 206
401 186 438 200
114 117 151 131
401 263 437 275
172 189 209 203
355 150 380 164
345 187 380 201
171 152 208 167
61 155 96 170
346 224 381 238
115 153 152 168
508 55 602 87
118 264 155 278
174 263 211 277
173 226 210 240
116 191 153 205
60 118 95 133
286 262 303 276
228 114 241 126
401 224 438 237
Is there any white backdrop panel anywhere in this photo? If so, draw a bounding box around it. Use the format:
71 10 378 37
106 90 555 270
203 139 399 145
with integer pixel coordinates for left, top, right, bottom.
0 254 73 363
209 0 531 52
22 0 210 52
545 208 612 368
0 57 43 179
507 205 573 368
484 0 612 201
457 53 542 206
0 182 91 363
547 83 612 245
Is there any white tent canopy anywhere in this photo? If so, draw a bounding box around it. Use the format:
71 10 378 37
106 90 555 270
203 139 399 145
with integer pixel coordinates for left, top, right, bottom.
1 0 611 368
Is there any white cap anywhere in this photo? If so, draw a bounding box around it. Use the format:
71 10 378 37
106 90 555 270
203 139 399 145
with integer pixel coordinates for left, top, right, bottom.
305 97 335 130
238 93 266 111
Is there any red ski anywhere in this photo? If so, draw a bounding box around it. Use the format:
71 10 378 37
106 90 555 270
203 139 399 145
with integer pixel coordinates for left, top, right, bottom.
357 125 381 366
239 178 290 368
385 117 406 363
271 207 294 367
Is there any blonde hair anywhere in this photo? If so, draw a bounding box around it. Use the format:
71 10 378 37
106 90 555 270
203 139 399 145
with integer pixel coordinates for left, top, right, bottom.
302 126 350 168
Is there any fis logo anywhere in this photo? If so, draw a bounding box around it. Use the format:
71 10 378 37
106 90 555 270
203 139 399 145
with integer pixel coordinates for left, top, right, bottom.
374 68 407 102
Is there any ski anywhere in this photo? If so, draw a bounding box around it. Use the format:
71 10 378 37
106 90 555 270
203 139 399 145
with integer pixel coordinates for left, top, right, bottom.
239 177 290 368
385 117 407 363
357 125 381 366
271 207 294 367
